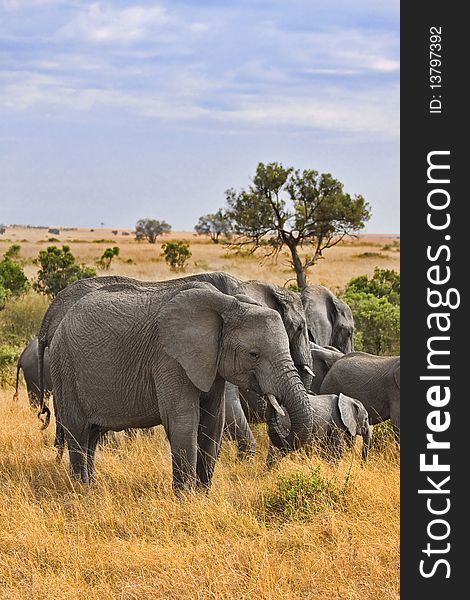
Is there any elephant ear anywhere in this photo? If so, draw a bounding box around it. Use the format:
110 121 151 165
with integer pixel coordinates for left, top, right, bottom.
338 393 359 437
157 284 237 393
393 363 400 389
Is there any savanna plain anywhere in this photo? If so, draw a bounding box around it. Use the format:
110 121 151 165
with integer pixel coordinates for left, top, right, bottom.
0 227 400 599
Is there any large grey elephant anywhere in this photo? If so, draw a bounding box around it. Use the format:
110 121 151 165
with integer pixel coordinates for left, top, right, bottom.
36 273 313 460
301 285 354 353
267 392 371 464
319 351 401 438
48 281 315 492
13 338 52 408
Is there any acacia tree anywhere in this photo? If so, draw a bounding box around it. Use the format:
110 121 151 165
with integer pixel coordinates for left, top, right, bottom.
226 162 371 289
194 209 233 244
135 219 171 243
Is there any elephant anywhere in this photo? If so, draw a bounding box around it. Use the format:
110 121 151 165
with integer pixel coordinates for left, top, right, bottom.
223 342 343 453
267 392 371 464
319 351 400 438
36 273 313 455
309 342 344 393
13 338 52 408
48 281 315 492
301 285 354 353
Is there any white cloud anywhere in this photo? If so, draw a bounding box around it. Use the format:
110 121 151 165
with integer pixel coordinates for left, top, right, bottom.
0 69 398 139
56 3 172 44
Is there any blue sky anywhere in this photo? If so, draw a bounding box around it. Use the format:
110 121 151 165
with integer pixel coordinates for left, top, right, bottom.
0 0 399 232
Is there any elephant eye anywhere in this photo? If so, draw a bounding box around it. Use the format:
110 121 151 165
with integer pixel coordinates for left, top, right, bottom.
249 351 259 359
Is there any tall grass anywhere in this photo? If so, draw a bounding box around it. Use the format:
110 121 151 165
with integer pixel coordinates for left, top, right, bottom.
0 392 399 599
0 228 400 598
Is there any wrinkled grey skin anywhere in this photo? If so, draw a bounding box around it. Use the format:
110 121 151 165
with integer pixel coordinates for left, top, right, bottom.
320 352 401 439
309 342 344 393
301 285 354 353
37 272 313 455
223 341 343 454
13 338 52 408
49 281 314 491
267 393 371 464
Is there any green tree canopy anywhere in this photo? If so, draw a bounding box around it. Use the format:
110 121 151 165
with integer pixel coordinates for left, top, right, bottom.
135 219 172 243
194 209 233 244
342 269 400 356
344 267 400 305
226 162 371 289
33 245 96 299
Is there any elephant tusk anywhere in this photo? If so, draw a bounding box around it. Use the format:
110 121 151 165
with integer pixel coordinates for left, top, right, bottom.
267 394 285 417
303 365 315 377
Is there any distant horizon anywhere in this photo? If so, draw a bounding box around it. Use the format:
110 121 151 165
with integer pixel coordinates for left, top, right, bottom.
1 223 400 237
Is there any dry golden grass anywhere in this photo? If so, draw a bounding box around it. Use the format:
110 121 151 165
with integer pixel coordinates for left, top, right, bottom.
0 226 400 598
0 391 399 600
1 226 399 292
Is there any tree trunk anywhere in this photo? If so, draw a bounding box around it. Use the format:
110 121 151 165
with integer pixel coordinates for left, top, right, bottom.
286 241 307 289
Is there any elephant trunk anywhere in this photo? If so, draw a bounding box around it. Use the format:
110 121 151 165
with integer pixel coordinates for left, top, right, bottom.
361 422 371 463
266 370 314 451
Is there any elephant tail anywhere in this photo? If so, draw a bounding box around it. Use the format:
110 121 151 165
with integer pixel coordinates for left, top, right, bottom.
37 339 51 430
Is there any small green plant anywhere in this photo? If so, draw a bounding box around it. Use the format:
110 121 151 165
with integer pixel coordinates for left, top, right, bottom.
261 467 344 523
33 245 96 299
0 256 29 300
97 246 120 270
4 244 21 260
161 241 192 271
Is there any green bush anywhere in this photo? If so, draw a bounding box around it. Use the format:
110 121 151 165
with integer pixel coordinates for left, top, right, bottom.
0 256 30 298
97 246 120 270
262 467 344 523
342 268 400 356
4 244 21 260
33 245 96 299
343 292 399 355
161 241 192 271
344 267 400 306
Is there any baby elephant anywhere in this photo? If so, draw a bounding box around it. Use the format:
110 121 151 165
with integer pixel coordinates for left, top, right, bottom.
13 338 52 409
268 393 371 466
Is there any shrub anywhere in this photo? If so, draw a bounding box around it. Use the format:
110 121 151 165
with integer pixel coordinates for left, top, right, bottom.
97 246 120 270
33 245 96 299
0 256 29 298
161 241 192 271
261 467 345 523
342 268 400 355
4 244 21 260
343 291 400 355
344 268 400 306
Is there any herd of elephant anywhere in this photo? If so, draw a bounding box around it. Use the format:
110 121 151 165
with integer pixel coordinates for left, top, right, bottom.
12 272 400 493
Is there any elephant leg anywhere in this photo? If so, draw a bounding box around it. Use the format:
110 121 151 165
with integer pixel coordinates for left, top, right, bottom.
196 377 226 490
86 425 103 482
162 403 199 493
390 402 400 445
224 383 257 458
64 423 92 483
